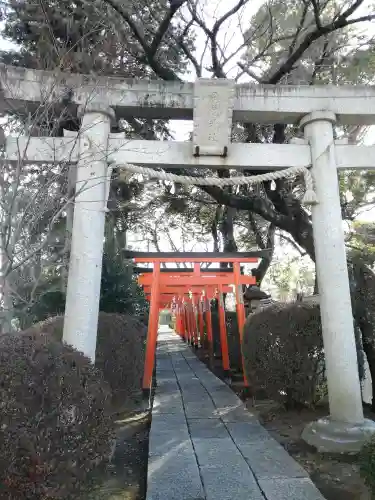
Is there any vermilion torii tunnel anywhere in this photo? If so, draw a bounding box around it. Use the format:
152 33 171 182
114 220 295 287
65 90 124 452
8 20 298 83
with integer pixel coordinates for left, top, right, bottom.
125 251 266 394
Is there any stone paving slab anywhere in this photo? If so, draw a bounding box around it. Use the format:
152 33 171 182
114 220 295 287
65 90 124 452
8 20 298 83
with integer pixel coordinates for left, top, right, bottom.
184 401 218 419
200 464 265 500
237 439 310 480
216 404 258 422
187 418 229 439
149 412 187 434
148 430 193 457
258 478 326 500
152 396 184 414
146 328 326 500
154 379 179 392
226 421 274 443
193 437 244 467
194 439 265 499
147 452 205 500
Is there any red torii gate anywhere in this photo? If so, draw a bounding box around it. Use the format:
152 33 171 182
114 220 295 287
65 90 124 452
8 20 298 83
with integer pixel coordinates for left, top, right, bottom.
139 269 251 369
140 281 235 381
141 284 233 361
126 252 263 396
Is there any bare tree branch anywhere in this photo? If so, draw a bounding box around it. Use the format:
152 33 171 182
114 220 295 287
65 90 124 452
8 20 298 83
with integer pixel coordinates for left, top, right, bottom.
278 233 307 256
341 0 365 20
189 0 250 78
267 3 375 84
311 0 323 29
289 1 310 55
311 39 330 83
213 0 249 33
176 18 202 76
237 62 262 82
149 0 188 57
101 0 182 80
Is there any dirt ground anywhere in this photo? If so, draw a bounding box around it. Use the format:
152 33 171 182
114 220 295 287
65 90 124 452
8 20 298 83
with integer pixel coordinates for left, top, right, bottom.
194 346 373 500
254 401 372 500
86 397 150 500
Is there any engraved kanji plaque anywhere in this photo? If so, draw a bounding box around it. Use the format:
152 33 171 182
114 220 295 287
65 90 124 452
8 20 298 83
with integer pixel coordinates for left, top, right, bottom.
193 78 235 157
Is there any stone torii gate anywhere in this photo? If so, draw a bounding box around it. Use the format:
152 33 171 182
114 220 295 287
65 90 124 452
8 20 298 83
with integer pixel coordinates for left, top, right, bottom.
2 63 375 452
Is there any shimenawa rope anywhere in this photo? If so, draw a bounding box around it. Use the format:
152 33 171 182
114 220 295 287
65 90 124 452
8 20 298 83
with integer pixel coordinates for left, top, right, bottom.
115 162 318 206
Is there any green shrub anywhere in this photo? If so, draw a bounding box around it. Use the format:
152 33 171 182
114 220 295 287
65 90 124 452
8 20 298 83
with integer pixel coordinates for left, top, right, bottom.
242 301 325 408
0 333 114 499
22 312 147 405
99 253 149 318
13 254 148 330
359 435 375 494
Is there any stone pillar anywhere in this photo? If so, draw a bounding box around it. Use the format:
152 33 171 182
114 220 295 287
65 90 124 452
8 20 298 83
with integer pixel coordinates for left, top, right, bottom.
63 104 114 362
300 111 375 452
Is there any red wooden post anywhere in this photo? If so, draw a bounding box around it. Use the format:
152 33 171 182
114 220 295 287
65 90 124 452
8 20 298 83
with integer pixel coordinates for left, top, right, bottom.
189 300 195 346
233 262 248 386
142 262 160 394
180 299 186 341
178 298 184 337
182 301 187 340
204 292 213 351
183 300 189 342
198 294 204 347
185 301 191 344
187 302 193 344
190 295 199 348
204 292 214 368
192 265 200 349
205 296 213 345
176 298 182 337
175 299 180 336
218 284 230 375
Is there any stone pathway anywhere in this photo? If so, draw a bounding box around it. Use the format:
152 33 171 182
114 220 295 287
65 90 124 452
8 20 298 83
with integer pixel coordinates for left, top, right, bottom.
146 328 326 500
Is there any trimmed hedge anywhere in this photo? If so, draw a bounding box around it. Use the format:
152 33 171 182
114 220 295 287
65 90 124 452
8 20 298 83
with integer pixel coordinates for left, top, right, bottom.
0 333 114 499
242 301 325 408
22 312 147 405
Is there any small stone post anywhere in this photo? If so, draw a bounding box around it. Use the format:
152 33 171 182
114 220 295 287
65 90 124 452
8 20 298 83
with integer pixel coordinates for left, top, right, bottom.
300 111 375 452
63 104 114 362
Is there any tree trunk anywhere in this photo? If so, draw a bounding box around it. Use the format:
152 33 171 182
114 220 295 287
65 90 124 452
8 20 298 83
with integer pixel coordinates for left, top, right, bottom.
220 206 238 254
250 222 276 286
360 322 375 411
0 240 13 334
354 322 365 381
0 279 13 334
349 257 375 410
313 274 319 294
211 206 221 253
